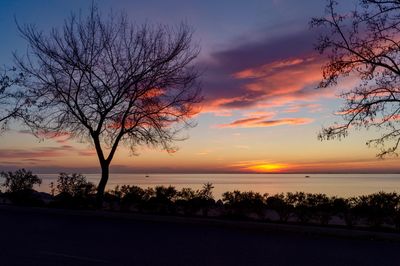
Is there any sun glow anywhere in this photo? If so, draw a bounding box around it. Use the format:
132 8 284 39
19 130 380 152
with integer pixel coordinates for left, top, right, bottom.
247 163 287 172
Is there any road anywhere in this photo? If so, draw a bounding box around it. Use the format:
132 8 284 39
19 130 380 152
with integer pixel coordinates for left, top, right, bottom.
0 206 399 265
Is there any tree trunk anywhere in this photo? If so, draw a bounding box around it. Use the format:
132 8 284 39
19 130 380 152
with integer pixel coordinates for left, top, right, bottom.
96 161 109 207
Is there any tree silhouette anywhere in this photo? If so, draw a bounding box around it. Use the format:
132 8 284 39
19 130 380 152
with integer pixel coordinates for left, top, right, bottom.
1 168 42 193
0 169 43 206
14 6 202 204
311 0 400 157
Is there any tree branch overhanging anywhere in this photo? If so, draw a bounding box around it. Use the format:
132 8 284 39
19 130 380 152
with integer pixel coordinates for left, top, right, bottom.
312 0 400 157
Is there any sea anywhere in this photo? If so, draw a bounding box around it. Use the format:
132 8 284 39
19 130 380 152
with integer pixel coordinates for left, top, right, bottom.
35 173 400 199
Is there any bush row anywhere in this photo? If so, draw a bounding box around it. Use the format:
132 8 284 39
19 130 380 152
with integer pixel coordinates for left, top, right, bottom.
1 169 400 230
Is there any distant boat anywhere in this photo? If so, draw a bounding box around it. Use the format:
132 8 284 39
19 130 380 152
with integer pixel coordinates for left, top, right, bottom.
305 175 310 178
145 175 150 178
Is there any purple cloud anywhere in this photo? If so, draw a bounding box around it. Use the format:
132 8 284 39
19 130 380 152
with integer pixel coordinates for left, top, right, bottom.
199 28 333 114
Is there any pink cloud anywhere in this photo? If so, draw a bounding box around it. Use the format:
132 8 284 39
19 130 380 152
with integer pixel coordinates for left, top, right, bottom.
200 54 335 117
233 56 330 104
217 116 313 128
233 57 308 79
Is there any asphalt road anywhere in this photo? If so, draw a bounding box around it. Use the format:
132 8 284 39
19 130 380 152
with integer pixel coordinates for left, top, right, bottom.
0 207 399 266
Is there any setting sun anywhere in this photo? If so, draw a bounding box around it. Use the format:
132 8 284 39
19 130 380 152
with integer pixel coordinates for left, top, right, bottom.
247 163 288 172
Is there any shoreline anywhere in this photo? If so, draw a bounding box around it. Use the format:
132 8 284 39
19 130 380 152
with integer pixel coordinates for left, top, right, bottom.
11 172 400 199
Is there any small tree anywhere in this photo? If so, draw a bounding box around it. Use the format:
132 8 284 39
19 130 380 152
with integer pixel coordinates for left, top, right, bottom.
153 185 178 202
198 182 214 200
222 190 265 219
177 187 197 201
15 6 202 203
0 169 41 193
311 0 400 156
266 193 293 222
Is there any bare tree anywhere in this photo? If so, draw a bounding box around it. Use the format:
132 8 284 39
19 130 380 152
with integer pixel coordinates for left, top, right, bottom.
311 0 400 157
15 6 202 203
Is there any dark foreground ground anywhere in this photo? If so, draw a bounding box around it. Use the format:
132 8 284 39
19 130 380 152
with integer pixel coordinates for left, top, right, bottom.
0 206 399 266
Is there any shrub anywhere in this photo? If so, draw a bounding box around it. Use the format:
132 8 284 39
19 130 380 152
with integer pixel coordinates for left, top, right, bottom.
222 190 265 219
198 182 214 201
0 169 41 193
175 184 215 216
154 185 178 202
56 173 95 197
108 185 155 211
304 193 333 225
193 183 215 216
330 197 351 225
51 173 95 208
119 185 146 204
141 186 177 213
0 169 43 205
177 187 197 201
286 192 312 223
354 192 399 228
266 193 293 222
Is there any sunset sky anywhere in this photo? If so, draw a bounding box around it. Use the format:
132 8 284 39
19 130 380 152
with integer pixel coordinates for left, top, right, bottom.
1 0 400 174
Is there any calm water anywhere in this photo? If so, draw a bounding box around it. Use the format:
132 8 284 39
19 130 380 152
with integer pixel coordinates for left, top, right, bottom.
35 173 400 198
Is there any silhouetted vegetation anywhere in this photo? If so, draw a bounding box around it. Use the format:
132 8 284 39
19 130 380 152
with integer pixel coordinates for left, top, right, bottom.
265 193 293 222
222 191 266 219
102 184 400 231
1 169 400 231
51 173 96 209
106 182 215 216
180 183 215 216
1 169 41 192
0 169 43 205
